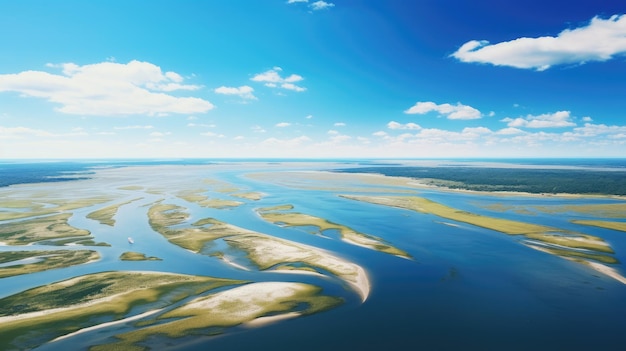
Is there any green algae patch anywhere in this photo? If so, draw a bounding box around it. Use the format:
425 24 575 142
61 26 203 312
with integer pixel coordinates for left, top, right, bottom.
572 220 626 232
258 206 411 259
0 272 243 350
87 198 142 226
89 282 342 351
0 212 95 246
119 252 162 261
0 250 99 278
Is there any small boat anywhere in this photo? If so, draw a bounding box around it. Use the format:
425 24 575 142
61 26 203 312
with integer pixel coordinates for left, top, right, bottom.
128 237 134 244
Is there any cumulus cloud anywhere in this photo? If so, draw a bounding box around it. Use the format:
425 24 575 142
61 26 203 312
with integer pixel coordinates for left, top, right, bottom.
251 67 306 92
334 122 346 127
287 0 308 3
387 121 422 130
214 85 257 100
573 123 626 137
275 122 291 127
310 1 335 10
501 111 575 128
451 14 626 70
404 101 481 120
0 60 214 116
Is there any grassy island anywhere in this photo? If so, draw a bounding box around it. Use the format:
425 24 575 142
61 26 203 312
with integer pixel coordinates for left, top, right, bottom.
177 188 243 208
0 212 106 246
341 194 622 283
571 219 626 232
86 198 141 226
0 250 99 278
0 271 244 350
148 202 370 300
258 205 411 259
119 251 162 261
90 282 342 351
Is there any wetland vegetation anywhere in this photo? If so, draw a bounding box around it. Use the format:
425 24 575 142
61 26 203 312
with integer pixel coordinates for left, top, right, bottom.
336 166 626 195
258 205 411 258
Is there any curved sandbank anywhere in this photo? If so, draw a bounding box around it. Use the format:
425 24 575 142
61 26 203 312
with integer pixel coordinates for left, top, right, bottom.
148 202 370 301
257 205 411 259
89 282 343 351
0 271 244 350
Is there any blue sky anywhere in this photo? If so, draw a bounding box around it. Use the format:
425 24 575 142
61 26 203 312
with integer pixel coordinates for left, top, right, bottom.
1 0 625 158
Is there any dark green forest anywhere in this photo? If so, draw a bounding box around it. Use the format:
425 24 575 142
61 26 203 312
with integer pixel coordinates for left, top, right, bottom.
335 166 626 195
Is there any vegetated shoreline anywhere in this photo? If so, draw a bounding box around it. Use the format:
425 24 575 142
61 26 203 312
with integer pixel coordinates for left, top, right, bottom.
332 166 626 197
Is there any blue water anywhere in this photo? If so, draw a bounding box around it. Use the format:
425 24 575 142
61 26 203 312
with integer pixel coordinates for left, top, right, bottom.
1 160 626 350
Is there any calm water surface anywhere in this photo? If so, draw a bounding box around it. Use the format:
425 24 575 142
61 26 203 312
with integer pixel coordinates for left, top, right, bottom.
1 161 625 350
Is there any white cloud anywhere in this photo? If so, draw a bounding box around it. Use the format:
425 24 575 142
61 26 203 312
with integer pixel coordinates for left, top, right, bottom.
201 131 225 138
0 125 87 139
387 121 422 130
501 111 575 128
451 14 626 70
251 68 306 92
582 116 593 122
334 122 346 127
404 101 481 120
0 60 214 116
287 0 308 3
305 114 313 119
0 126 54 139
275 122 291 127
310 1 335 10
496 127 525 135
573 123 626 137
214 85 257 100
187 123 216 128
372 131 388 137
327 129 339 135
281 83 306 92
149 131 171 137
114 125 154 130
252 125 266 133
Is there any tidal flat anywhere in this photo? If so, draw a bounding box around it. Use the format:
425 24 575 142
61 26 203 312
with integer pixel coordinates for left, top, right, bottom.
1 161 626 350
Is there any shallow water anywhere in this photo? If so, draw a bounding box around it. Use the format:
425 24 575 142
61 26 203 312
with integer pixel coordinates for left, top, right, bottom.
1 161 625 350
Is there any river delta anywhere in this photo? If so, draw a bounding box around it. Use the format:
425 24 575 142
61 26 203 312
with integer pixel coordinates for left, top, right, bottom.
1 161 625 350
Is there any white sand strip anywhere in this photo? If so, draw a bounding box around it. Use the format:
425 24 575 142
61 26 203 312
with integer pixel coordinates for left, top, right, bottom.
586 261 626 284
51 308 165 342
244 312 301 328
222 256 251 271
